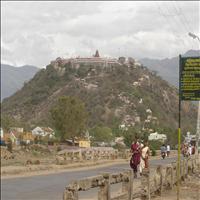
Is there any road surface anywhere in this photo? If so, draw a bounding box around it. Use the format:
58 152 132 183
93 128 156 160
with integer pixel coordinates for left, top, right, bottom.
1 157 177 200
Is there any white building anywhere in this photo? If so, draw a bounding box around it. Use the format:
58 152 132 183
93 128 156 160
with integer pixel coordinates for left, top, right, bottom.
32 127 55 138
10 127 24 133
119 123 129 131
148 132 167 142
185 132 196 144
146 109 152 114
0 128 4 138
115 137 125 146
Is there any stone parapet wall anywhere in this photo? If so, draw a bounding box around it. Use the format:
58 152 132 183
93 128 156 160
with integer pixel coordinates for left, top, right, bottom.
63 170 133 200
63 155 200 200
140 155 199 200
56 148 130 165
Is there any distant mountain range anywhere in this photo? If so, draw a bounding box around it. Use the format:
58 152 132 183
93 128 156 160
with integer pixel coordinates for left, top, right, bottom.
139 50 200 87
1 64 40 100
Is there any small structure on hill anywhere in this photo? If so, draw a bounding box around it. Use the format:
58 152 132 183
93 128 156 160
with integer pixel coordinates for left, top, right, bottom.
148 132 167 142
184 131 196 145
10 127 23 133
0 128 4 139
115 137 125 146
118 57 126 64
79 139 91 148
94 50 100 57
32 127 55 138
78 130 91 148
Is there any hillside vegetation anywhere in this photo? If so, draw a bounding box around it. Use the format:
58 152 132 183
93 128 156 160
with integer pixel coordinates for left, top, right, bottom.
2 59 197 142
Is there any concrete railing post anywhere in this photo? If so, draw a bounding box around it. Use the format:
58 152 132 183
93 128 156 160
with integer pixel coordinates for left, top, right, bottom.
160 166 163 195
192 157 196 173
183 160 186 177
63 184 78 200
122 170 133 200
180 160 183 181
170 165 174 189
165 165 173 189
78 150 82 161
98 173 111 200
184 158 187 178
154 165 162 196
141 168 150 200
182 159 187 180
172 162 177 185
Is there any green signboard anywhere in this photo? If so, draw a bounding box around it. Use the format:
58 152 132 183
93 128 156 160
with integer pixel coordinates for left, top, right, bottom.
180 56 200 101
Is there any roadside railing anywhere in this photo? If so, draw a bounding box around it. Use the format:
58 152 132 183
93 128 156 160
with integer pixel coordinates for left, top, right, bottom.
56 148 177 165
56 148 131 164
63 170 133 200
63 155 199 200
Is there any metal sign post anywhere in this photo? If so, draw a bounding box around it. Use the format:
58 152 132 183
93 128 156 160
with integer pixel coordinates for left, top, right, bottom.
177 55 182 200
196 101 200 154
178 55 200 200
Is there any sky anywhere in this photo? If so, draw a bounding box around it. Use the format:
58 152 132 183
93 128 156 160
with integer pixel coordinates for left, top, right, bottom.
1 1 200 68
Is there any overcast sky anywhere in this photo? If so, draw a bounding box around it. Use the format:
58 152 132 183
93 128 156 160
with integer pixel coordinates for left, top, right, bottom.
1 1 199 68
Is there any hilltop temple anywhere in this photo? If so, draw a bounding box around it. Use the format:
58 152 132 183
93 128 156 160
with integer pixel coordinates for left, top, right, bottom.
51 50 121 69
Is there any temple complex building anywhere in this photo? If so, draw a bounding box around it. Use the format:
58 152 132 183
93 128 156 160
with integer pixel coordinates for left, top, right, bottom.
51 50 121 69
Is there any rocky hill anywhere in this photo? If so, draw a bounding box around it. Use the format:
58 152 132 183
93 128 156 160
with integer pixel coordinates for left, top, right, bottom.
2 56 197 135
1 64 39 100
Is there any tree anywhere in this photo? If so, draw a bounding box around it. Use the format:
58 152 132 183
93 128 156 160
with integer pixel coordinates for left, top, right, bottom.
1 115 31 132
123 126 142 147
1 115 22 132
90 126 113 142
50 96 88 141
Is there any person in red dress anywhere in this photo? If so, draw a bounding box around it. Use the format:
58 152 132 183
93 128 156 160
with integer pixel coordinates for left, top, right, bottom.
130 137 141 178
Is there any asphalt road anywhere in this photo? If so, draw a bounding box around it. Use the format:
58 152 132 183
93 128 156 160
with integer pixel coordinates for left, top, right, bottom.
1 157 177 200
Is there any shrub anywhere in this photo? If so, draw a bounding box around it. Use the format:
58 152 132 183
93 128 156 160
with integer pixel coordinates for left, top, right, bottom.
7 139 13 153
151 148 156 156
149 140 163 150
113 143 126 151
56 146 62 152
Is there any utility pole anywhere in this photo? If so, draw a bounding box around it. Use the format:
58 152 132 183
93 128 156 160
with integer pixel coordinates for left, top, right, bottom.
188 32 200 154
196 102 200 154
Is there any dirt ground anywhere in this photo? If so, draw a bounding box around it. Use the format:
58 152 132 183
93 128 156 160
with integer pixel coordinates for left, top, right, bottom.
1 145 129 179
153 171 200 200
1 145 56 166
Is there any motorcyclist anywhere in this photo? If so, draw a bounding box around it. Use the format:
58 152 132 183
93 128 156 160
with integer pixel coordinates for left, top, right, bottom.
166 144 170 157
160 144 166 159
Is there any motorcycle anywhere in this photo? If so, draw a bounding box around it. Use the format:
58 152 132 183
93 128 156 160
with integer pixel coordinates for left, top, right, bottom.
161 152 166 159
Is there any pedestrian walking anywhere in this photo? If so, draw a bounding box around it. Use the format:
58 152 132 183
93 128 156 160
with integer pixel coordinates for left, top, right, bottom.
188 144 192 156
140 140 150 174
130 137 141 178
192 145 195 155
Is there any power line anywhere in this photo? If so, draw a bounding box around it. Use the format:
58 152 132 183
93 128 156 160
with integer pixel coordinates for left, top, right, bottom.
159 2 197 49
156 2 188 49
169 2 194 34
173 1 194 32
167 3 196 49
172 1 198 48
156 2 179 34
